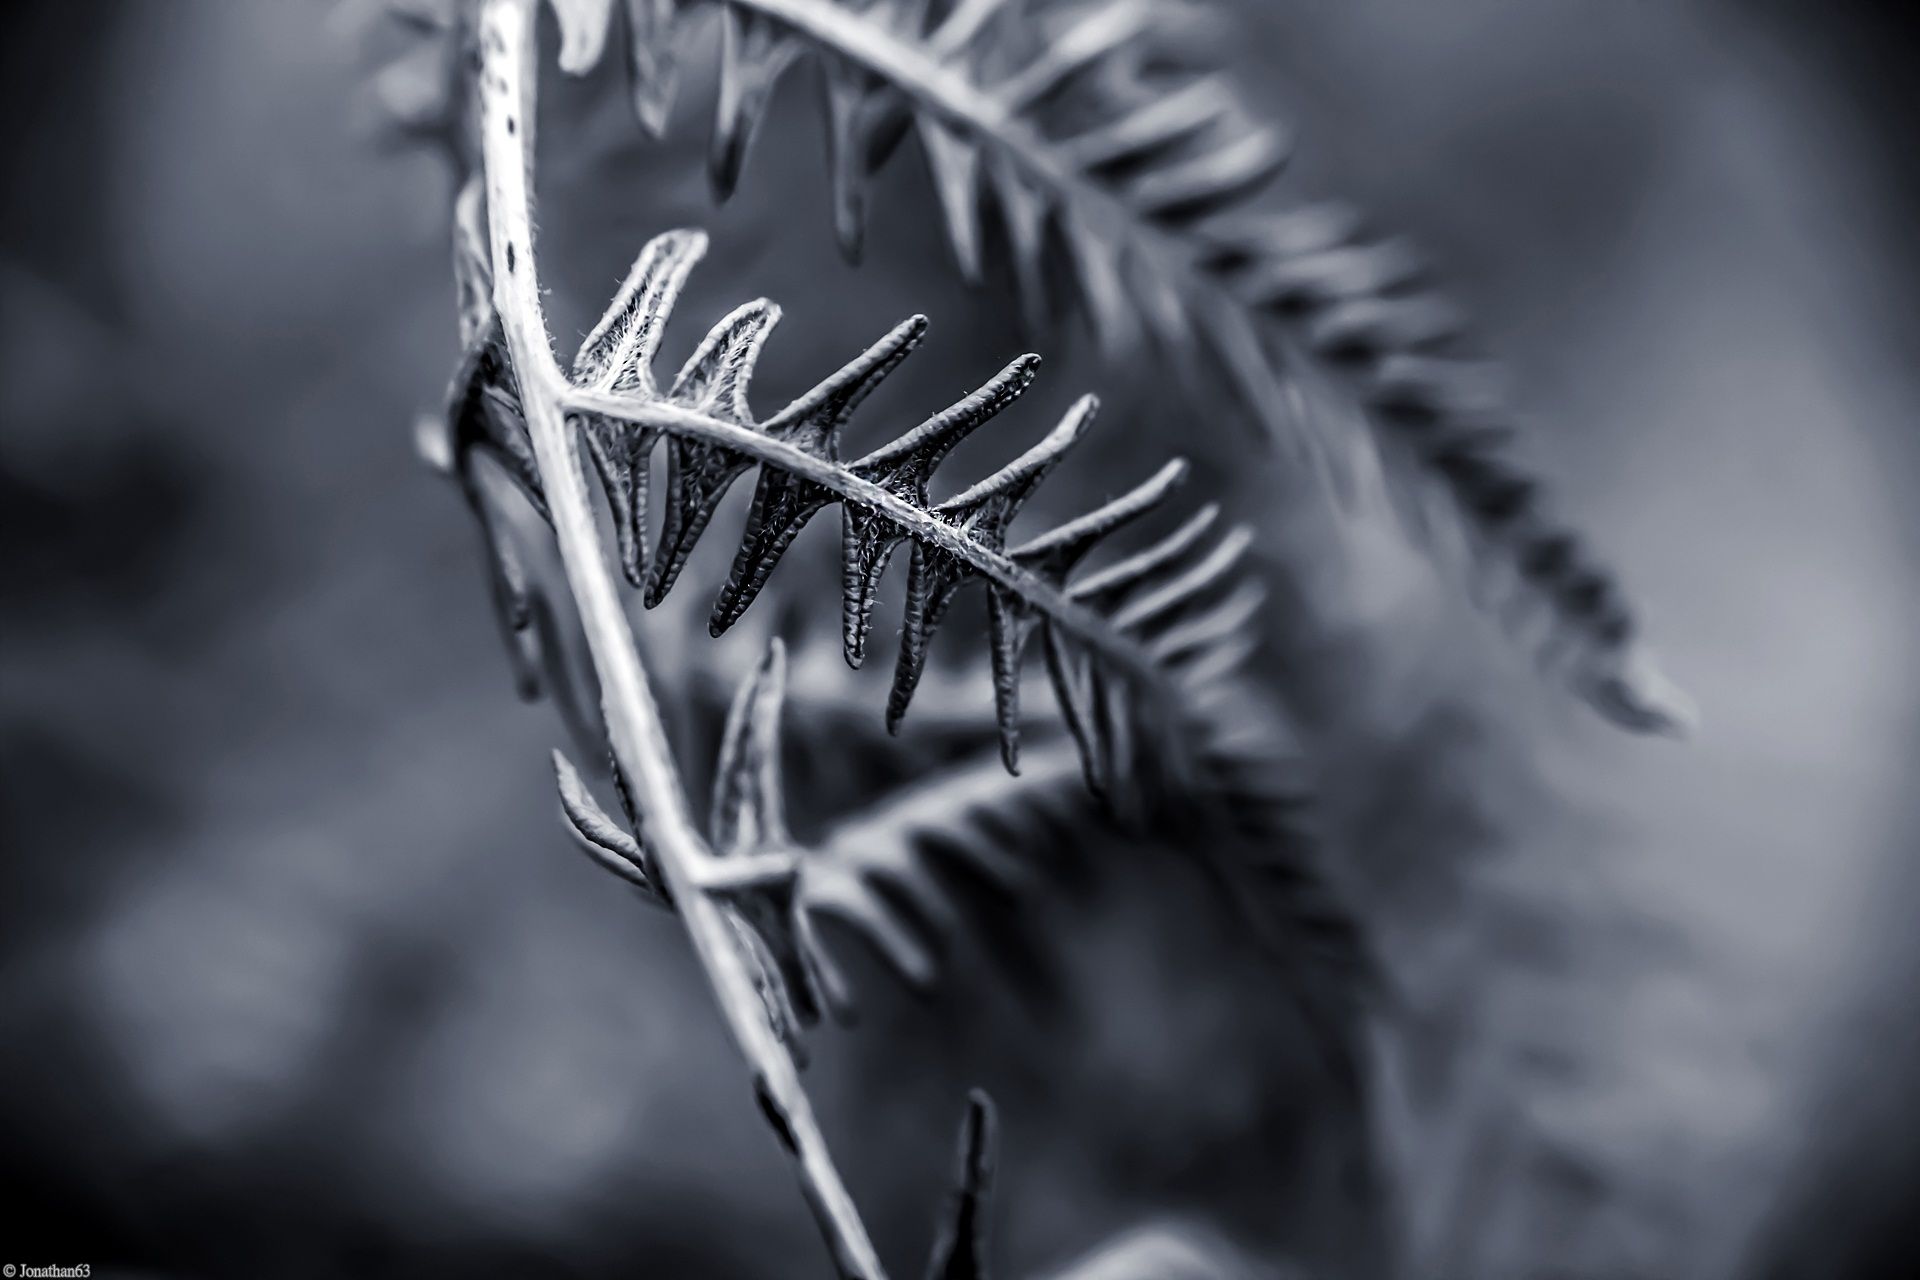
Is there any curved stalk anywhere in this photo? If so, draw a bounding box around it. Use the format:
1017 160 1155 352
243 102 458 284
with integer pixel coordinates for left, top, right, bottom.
475 2 886 1274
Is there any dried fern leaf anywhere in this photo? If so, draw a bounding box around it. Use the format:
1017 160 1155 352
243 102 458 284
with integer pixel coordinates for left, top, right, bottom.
554 746 670 903
468 225 1266 799
530 0 1694 736
802 740 1083 995
517 228 1338 1002
417 178 560 699
450 253 1354 1027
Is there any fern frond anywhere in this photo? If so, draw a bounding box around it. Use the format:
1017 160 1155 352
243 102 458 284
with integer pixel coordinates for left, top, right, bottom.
554 746 670 903
532 0 1694 736
546 643 1029 1263
461 223 1269 798
802 670 1371 1043
802 739 1086 994
553 642 834 1038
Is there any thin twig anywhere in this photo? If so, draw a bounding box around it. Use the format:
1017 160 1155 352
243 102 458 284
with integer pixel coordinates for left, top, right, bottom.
475 2 886 1273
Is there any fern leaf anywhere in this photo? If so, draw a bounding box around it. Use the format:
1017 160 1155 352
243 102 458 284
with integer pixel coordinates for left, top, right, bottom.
801 740 1083 995
553 747 670 903
469 227 1265 798
530 0 1694 736
546 550 1353 1033
711 313 928 631
801 666 1370 1031
555 640 845 1039
537 353 1360 1040
420 178 557 694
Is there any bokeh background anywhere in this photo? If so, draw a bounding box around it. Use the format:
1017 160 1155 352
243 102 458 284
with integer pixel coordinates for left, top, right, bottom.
4 2 1919 1277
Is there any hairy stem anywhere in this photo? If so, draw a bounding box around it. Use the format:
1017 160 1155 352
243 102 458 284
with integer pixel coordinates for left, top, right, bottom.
559 385 1167 685
476 2 885 1274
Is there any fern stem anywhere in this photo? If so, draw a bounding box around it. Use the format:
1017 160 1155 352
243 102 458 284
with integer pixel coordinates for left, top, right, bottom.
558 385 1168 685
476 4 886 1274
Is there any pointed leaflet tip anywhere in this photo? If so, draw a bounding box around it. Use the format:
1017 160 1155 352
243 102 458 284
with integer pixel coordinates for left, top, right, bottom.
987 589 1027 774
851 351 1039 480
549 0 614 75
669 298 781 422
575 229 708 391
580 414 656 586
710 466 834 636
764 313 928 454
1042 624 1107 799
838 504 898 668
707 315 930 639
925 1090 998 1280
820 55 876 263
625 0 683 139
1110 525 1255 634
886 544 971 733
1578 644 1698 738
918 117 984 284
645 437 755 608
1009 459 1189 581
838 349 1039 668
1127 129 1291 223
1060 75 1238 172
1066 503 1220 607
935 394 1097 525
552 749 664 901
710 5 800 201
710 640 790 854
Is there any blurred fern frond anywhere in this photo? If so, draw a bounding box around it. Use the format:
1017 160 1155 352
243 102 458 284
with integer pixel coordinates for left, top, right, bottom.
808 711 1370 1051
508 0 1695 736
